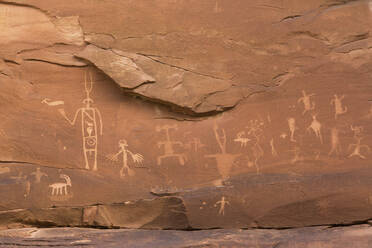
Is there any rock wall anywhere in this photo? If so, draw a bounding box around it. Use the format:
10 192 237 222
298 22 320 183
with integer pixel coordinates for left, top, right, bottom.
0 0 372 230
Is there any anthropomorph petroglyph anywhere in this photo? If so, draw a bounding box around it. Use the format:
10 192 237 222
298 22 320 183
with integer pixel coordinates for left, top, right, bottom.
11 172 31 197
270 138 278 157
31 167 48 183
348 137 370 159
205 124 241 181
214 196 230 216
298 90 315 115
42 73 103 171
246 120 264 174
330 94 347 120
24 181 30 198
351 125 363 138
287 118 297 142
234 131 250 147
185 137 206 152
156 124 186 166
328 128 342 156
49 174 72 196
307 114 323 144
290 146 303 164
107 139 144 178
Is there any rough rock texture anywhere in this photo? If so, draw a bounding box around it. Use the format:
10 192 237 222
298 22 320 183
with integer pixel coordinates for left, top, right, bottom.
0 0 372 240
2 225 372 247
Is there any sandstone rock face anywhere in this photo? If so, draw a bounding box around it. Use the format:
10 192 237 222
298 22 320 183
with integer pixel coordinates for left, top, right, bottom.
0 0 372 234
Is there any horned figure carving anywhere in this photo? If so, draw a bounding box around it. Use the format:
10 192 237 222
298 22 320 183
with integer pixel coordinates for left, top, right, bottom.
49 174 72 196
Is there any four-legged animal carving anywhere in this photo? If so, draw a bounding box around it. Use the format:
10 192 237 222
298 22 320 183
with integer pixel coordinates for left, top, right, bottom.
49 174 72 196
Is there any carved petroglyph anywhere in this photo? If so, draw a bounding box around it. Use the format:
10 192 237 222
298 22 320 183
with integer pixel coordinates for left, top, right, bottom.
287 118 297 142
30 167 48 183
234 131 250 147
107 139 144 178
290 146 304 164
49 174 73 201
328 128 342 156
298 90 315 115
348 137 370 159
185 137 206 152
214 196 230 216
205 124 241 181
43 73 103 171
270 138 278 157
330 94 347 120
351 125 363 138
156 124 186 166
280 133 288 139
24 181 30 198
307 115 323 144
246 120 264 174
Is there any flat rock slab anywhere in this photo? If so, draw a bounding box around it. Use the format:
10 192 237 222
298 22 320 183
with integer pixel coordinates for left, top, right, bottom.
1 225 372 248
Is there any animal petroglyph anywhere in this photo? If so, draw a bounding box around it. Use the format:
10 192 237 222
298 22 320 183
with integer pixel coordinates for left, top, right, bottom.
205 124 241 181
214 196 230 216
307 115 323 144
107 139 144 178
328 128 342 156
330 94 347 119
49 174 72 196
298 90 315 115
156 124 186 166
287 118 297 142
43 73 103 171
348 138 370 159
234 131 250 147
270 138 278 157
31 167 48 183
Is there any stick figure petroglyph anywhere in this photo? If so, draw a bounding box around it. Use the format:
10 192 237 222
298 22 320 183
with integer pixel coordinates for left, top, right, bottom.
298 90 315 115
348 137 370 159
287 118 297 142
328 128 342 156
49 174 72 196
205 124 241 181
43 73 103 171
156 124 186 166
234 131 250 147
31 167 48 183
307 114 323 144
107 139 144 178
330 94 347 120
214 196 230 216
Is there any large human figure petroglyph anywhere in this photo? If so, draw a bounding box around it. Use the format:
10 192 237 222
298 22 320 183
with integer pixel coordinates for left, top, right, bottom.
307 114 323 144
156 124 186 166
287 118 297 142
328 127 342 156
107 139 144 178
246 120 264 174
298 90 315 115
330 94 347 120
42 73 103 171
205 124 241 181
31 167 48 183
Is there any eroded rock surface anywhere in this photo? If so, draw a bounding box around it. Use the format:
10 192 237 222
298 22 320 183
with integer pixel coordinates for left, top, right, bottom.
0 0 372 233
